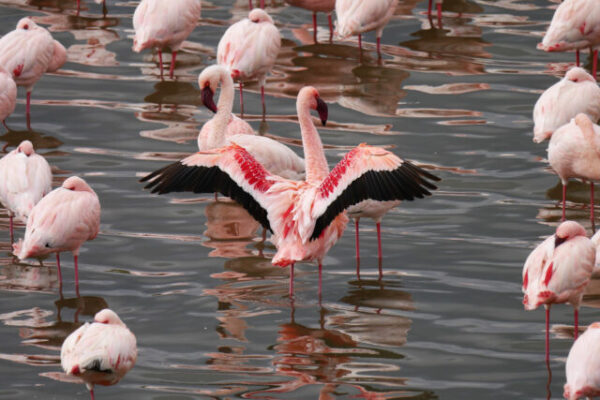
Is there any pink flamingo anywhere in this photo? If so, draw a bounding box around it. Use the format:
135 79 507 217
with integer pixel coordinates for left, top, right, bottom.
0 18 66 130
564 321 600 399
217 8 281 116
0 140 52 244
142 86 440 297
548 113 600 222
533 67 600 144
0 66 16 130
522 220 595 362
427 0 443 27
335 0 399 58
285 0 336 43
13 176 101 296
132 0 202 80
538 0 600 77
198 65 305 180
61 309 137 400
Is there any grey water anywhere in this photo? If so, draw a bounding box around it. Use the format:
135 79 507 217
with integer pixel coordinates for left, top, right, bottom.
0 0 591 398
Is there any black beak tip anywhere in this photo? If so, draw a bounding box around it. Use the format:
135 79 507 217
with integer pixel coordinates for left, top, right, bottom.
201 86 217 113
316 96 328 127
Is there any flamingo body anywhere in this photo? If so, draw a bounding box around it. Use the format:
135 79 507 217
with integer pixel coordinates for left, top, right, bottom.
590 229 600 276
533 67 600 143
0 67 17 125
142 87 440 294
217 9 281 113
335 0 398 39
0 140 52 225
61 309 137 398
539 0 600 53
564 322 600 400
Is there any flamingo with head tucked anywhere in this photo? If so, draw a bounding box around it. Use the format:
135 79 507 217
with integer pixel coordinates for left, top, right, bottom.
13 176 100 296
61 309 137 400
132 0 202 79
335 0 398 58
285 0 336 43
217 8 281 116
198 65 304 180
0 18 66 129
522 220 595 362
0 140 52 243
564 321 600 400
533 67 600 144
142 86 440 297
548 113 600 222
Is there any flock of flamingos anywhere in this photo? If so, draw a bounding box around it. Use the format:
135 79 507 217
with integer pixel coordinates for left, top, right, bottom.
1 0 600 398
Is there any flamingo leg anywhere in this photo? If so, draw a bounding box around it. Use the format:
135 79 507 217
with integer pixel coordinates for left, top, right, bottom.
158 50 164 80
260 0 265 8
249 0 253 8
261 85 266 117
437 2 442 27
377 37 382 59
428 0 432 15
376 221 382 262
169 51 177 80
289 263 294 297
576 49 580 67
26 91 31 131
354 218 360 259
545 306 550 362
574 308 579 339
318 262 322 298
239 81 244 117
593 49 598 79
56 253 63 292
562 183 567 221
9 214 13 244
2 119 8 131
77 0 81 14
591 182 596 224
89 387 95 400
313 12 318 43
74 254 80 297
328 14 333 42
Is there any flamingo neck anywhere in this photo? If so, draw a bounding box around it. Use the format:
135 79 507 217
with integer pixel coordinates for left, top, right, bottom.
211 71 236 147
298 101 329 184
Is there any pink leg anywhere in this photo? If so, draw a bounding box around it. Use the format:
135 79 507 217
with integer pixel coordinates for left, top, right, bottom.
158 50 164 80
313 12 318 43
377 37 382 59
574 308 579 339
9 214 13 244
593 49 598 79
249 0 253 8
289 263 294 297
239 81 244 117
2 120 8 131
576 50 580 67
545 306 550 362
169 51 177 79
376 222 382 262
318 262 322 298
260 0 264 8
428 0 432 15
26 92 31 131
56 253 63 292
90 388 95 400
261 85 266 117
77 0 80 14
437 3 442 27
328 14 333 42
74 254 80 297
591 182 596 223
562 183 567 221
354 219 360 260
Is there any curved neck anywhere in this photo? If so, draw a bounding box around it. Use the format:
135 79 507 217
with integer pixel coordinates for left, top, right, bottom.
211 71 236 142
298 101 329 184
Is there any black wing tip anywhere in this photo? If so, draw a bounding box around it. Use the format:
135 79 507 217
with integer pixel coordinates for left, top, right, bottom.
84 359 112 374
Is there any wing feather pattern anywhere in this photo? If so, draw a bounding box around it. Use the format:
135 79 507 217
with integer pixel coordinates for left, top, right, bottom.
310 144 440 240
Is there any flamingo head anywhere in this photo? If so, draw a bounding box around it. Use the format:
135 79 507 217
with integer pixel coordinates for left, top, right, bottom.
554 220 586 248
249 8 273 24
298 86 328 126
565 67 595 84
16 140 34 156
16 17 37 31
198 65 227 113
94 309 125 326
62 176 94 193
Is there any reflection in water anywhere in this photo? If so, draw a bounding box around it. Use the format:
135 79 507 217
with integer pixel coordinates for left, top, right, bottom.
0 127 63 152
0 261 58 294
537 181 597 231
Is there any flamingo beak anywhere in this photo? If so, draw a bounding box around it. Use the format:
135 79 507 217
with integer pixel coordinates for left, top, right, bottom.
316 96 328 126
201 86 217 113
554 236 567 248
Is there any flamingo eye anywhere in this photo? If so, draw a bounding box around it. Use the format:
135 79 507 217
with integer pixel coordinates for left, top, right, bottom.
573 78 578 82
23 24 28 29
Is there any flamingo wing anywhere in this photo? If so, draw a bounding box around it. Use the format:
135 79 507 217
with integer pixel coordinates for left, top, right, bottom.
141 144 288 232
310 144 440 240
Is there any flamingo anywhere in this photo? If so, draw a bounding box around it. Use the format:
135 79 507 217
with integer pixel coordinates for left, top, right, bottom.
217 8 281 116
132 0 202 80
0 140 52 244
522 220 595 362
13 176 101 296
564 321 600 400
141 86 440 297
61 309 137 400
533 67 600 144
198 65 304 180
0 17 67 129
538 0 600 77
0 66 16 130
548 113 600 222
335 0 399 58
285 0 336 43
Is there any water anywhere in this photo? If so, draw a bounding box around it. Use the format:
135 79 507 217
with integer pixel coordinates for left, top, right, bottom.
0 0 592 398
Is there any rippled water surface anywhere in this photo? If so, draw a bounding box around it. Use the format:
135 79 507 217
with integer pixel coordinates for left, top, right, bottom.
0 0 594 398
